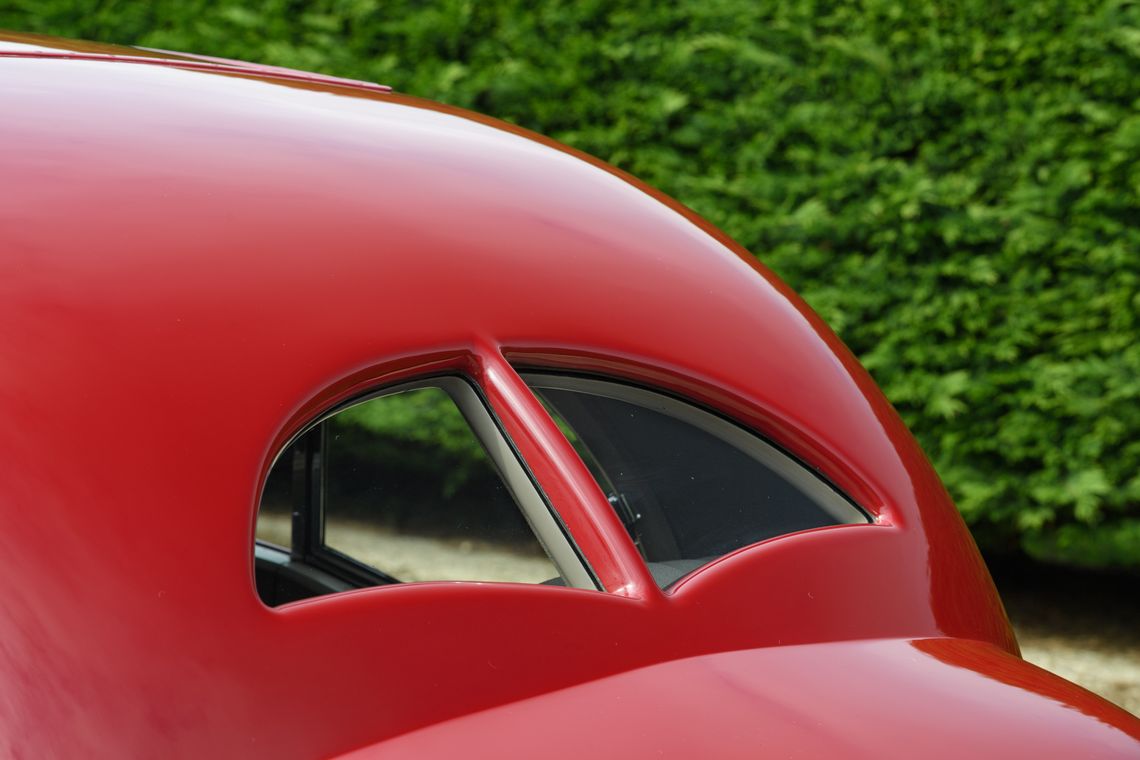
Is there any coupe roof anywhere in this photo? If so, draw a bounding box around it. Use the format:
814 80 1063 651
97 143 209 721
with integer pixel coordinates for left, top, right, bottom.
0 30 1011 652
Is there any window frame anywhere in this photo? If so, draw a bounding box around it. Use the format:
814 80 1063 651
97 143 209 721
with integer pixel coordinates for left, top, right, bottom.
255 374 598 603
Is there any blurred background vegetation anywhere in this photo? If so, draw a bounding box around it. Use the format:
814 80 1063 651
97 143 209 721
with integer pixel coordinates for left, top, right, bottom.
3 0 1137 570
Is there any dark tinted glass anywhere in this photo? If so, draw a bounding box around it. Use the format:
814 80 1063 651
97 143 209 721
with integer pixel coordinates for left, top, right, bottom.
530 377 866 586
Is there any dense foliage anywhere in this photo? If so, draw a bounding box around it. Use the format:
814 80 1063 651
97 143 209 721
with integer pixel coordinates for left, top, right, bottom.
5 0 1138 567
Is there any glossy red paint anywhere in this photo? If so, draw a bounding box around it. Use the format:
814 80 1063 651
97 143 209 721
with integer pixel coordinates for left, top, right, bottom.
342 639 1140 759
0 32 1135 758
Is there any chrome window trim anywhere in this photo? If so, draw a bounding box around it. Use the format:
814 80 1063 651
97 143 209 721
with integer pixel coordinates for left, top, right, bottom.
439 377 597 590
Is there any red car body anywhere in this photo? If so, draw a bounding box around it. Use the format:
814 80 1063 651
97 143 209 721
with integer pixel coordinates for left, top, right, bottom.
0 31 1136 758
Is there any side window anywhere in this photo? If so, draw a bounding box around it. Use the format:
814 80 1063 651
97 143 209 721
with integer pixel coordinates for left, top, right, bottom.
524 375 869 588
255 377 592 606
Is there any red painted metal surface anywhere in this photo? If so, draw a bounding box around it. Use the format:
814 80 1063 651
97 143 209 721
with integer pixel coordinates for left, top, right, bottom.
342 639 1140 759
0 32 1135 757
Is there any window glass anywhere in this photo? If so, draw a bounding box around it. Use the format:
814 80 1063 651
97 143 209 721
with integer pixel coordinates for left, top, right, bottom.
321 387 557 582
527 375 868 588
255 379 565 606
256 456 293 548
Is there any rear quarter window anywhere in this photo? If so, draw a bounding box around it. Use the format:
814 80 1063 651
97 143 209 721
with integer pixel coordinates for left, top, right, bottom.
524 374 869 588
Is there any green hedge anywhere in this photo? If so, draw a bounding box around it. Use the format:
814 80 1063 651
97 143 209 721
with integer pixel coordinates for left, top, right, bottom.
5 0 1138 567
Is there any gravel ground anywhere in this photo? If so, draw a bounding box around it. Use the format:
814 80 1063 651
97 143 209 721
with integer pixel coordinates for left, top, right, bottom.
323 521 559 583
259 515 1137 715
992 559 1139 715
1017 633 1139 715
258 515 559 583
